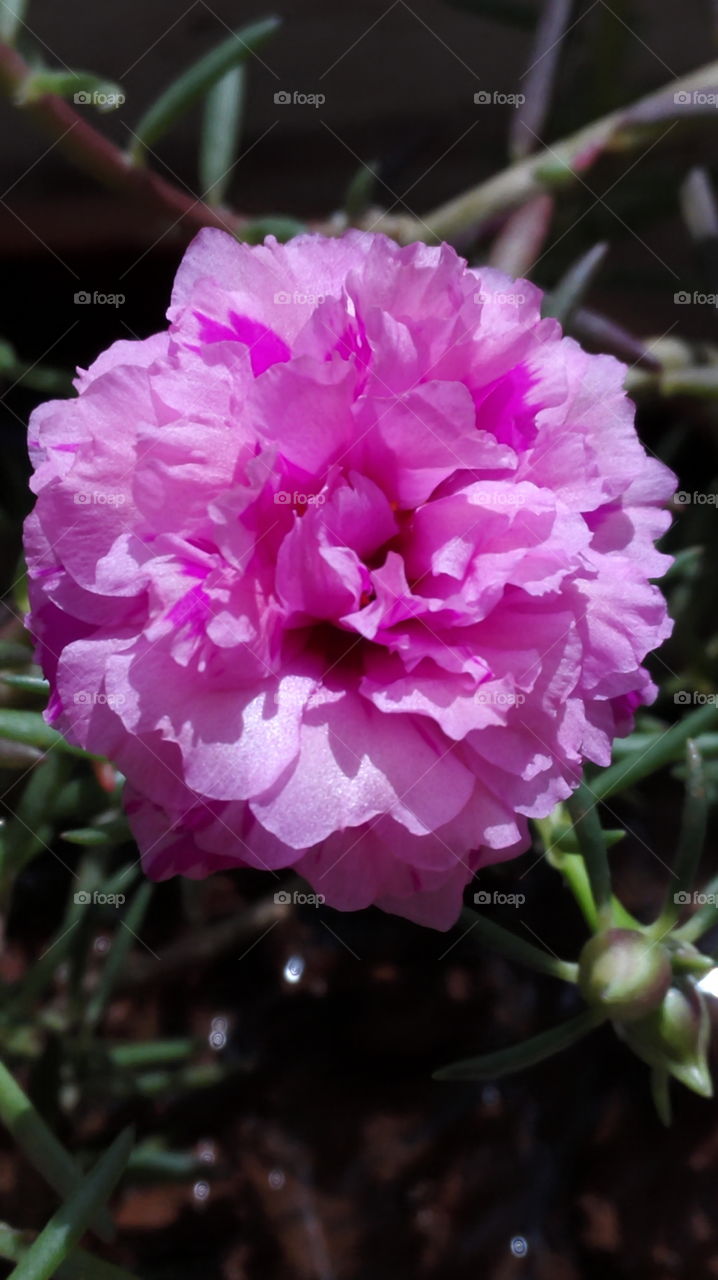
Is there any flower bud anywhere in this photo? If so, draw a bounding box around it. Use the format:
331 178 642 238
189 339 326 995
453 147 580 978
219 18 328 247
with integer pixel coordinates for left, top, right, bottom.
578 928 672 1023
619 982 713 1098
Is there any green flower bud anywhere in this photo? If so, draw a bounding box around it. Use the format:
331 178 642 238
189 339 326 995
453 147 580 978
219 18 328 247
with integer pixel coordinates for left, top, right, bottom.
578 928 672 1023
619 982 713 1099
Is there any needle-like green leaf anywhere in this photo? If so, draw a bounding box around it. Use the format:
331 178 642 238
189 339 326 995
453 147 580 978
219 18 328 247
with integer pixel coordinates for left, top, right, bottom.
0 0 28 44
653 741 708 933
565 780 613 927
7 1126 133 1280
199 65 246 206
0 709 93 757
129 18 280 163
0 1061 115 1242
0 673 49 695
544 242 609 326
594 704 718 799
0 1225 138 1279
83 881 152 1029
434 1008 604 1081
17 70 125 112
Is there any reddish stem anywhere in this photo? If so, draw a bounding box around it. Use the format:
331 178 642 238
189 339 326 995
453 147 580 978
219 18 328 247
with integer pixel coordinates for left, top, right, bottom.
0 39 249 240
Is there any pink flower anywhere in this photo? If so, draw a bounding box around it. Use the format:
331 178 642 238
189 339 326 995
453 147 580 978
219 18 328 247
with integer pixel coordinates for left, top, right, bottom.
24 229 675 929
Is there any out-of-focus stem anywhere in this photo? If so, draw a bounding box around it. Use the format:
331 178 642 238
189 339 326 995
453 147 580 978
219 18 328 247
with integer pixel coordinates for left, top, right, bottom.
456 906 578 983
0 39 249 240
371 59 718 244
2 38 718 251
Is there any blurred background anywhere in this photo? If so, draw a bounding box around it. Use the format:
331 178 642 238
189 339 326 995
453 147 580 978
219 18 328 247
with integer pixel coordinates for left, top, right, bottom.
2 1 718 1277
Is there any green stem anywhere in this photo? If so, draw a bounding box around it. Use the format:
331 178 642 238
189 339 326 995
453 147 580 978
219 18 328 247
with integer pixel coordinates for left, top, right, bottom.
0 1061 114 1242
434 1008 604 1081
674 873 718 943
8 1127 133 1280
0 1226 137 1280
84 881 153 1028
653 741 708 935
371 58 718 243
2 34 718 253
593 704 718 800
543 241 609 326
129 20 278 163
551 849 599 930
0 39 248 239
0 0 26 43
565 783 614 928
456 906 578 983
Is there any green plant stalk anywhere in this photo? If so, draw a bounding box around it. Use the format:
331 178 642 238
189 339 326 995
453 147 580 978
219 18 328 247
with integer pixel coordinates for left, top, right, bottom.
17 71 124 110
84 882 153 1029
456 906 578 983
7 1127 133 1280
0 710 93 757
129 18 279 163
565 783 614 928
371 59 718 243
107 1038 196 1069
434 1008 605 1081
199 65 246 206
129 1062 231 1098
545 844 640 932
0 1062 114 1241
674 873 718 943
554 849 599 929
4 864 140 1022
0 39 248 238
0 1227 137 1280
593 704 718 799
652 741 708 936
543 241 609 326
1 35 717 248
0 0 26 43
0 674 49 694
0 753 70 922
